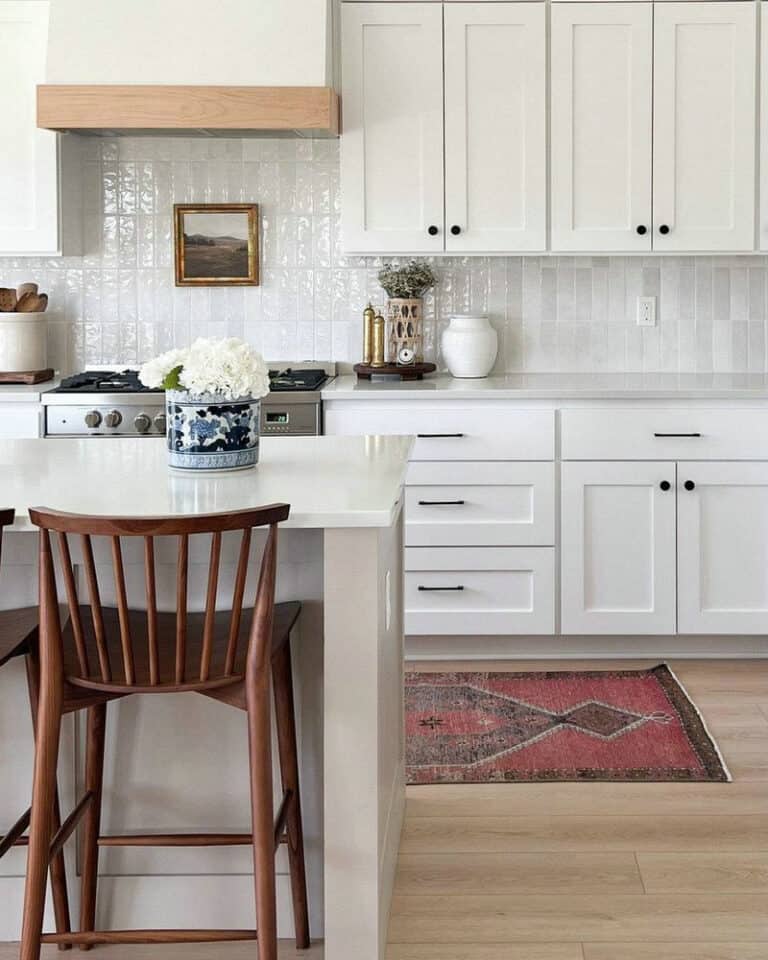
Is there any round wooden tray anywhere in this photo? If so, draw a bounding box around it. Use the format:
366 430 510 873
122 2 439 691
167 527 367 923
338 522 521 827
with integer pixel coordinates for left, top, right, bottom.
354 362 436 382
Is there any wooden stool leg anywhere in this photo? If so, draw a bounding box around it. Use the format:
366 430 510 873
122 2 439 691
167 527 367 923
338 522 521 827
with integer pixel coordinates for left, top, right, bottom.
79 704 107 951
246 668 277 960
19 672 64 960
272 641 310 949
26 652 71 951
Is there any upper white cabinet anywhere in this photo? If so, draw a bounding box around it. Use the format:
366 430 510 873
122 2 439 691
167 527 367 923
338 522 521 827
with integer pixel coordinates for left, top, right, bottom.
341 2 546 254
653 2 756 252
551 1 756 253
551 3 652 252
0 2 62 255
443 3 546 252
340 3 444 252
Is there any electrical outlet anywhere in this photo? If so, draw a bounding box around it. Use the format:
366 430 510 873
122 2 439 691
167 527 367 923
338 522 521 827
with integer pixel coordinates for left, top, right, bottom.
637 296 657 326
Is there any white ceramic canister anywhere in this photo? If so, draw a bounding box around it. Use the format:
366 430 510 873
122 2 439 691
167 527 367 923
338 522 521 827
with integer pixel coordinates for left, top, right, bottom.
441 315 498 379
0 312 48 372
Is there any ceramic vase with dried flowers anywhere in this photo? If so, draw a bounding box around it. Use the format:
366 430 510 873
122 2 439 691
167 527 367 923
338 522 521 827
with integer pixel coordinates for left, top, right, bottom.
377 260 436 363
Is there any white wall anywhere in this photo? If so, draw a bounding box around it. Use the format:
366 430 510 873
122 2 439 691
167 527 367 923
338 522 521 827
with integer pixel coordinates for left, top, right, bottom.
46 0 331 86
0 135 766 375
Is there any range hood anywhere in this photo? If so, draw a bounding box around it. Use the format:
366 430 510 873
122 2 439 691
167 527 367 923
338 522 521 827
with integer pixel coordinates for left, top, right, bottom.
37 0 339 137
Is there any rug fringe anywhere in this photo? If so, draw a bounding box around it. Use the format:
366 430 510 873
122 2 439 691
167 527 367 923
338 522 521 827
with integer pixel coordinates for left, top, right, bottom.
660 662 733 783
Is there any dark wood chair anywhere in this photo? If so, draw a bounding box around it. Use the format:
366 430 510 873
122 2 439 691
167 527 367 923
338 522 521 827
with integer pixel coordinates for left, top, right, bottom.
0 509 71 950
19 504 310 960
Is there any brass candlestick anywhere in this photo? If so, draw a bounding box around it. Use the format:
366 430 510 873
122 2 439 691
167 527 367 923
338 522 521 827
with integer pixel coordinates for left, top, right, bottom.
362 302 375 364
371 311 386 367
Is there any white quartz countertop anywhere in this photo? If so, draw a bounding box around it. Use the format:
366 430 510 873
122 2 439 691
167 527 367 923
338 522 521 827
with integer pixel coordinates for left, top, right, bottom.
322 372 768 400
4 435 412 531
0 377 59 402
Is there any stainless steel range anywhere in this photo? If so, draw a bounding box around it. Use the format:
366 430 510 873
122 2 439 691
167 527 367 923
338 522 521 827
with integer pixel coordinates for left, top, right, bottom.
42 364 334 437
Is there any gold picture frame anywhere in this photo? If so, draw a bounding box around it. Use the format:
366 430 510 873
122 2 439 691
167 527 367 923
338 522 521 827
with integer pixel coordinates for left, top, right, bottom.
174 203 259 286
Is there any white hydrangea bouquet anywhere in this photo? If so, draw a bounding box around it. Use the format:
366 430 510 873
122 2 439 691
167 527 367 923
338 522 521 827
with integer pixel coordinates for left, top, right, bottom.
139 338 271 472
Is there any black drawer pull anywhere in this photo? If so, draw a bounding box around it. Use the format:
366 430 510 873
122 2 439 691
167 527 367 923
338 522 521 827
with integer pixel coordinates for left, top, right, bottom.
417 432 465 438
654 432 701 438
418 499 465 506
418 585 465 592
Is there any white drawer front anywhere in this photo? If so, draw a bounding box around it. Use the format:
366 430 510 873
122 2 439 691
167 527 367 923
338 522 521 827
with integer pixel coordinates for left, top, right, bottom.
561 409 768 460
405 462 554 546
404 546 555 635
324 405 554 460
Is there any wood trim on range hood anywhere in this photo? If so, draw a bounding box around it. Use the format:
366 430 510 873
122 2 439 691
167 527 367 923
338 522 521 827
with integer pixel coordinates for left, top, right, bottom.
37 85 340 136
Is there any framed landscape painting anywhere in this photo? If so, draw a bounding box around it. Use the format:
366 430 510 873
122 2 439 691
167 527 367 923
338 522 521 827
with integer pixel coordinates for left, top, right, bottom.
174 203 259 286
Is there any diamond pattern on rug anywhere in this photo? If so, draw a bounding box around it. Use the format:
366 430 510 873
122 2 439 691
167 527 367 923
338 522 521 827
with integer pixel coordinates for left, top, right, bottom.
405 664 730 784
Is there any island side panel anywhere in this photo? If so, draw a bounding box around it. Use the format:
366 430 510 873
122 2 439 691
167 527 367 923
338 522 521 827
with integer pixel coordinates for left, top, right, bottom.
323 515 405 960
0 528 324 942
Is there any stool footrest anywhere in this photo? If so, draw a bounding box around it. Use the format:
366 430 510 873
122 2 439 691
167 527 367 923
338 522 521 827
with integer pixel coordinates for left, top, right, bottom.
0 807 31 858
41 930 258 945
98 833 252 847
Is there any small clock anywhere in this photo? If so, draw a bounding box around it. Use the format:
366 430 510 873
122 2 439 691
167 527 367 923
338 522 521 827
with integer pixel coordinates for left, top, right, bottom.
397 347 416 366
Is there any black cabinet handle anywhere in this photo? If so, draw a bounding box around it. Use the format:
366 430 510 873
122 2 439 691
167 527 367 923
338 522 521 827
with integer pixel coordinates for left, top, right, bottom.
450 225 461 236
418 585 465 592
654 432 701 438
659 224 670 235
427 225 439 236
684 480 696 491
418 499 465 506
659 480 671 491
636 225 647 235
417 432 465 438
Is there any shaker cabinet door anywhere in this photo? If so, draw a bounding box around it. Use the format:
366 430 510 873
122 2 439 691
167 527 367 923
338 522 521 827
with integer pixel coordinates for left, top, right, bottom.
561 462 677 635
550 3 652 252
0 2 60 254
340 3 445 254
444 3 546 252
653 2 756 252
678 463 768 635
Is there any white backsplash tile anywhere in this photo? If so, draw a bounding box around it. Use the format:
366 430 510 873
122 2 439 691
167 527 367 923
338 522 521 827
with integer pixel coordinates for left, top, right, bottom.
2 136 768 373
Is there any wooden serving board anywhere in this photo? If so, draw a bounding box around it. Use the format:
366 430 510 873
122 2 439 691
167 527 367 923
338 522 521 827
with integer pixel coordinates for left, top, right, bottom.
354 362 436 382
0 368 55 385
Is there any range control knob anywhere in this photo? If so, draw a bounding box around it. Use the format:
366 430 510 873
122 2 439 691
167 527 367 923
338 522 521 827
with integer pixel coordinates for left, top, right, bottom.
84 410 102 428
153 412 167 434
133 413 152 434
104 409 122 428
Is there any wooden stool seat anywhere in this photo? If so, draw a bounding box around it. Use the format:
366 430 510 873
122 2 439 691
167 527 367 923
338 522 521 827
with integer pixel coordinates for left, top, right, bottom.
0 607 38 666
61 601 302 695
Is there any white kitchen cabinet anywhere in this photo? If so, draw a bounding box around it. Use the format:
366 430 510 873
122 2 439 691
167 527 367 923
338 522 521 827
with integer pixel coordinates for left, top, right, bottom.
0 403 41 438
340 3 444 253
551 1 756 254
405 546 555 635
653 2 756 252
550 2 653 252
561 462 677 635
762 2 768 250
678 463 768 635
443 3 546 252
0 1 80 256
341 2 546 254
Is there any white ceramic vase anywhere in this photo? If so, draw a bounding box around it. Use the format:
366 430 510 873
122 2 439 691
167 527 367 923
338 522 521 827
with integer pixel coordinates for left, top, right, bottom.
441 315 498 379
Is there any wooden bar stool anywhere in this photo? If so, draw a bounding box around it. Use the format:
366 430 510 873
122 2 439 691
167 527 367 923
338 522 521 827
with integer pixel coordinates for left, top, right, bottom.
19 504 310 960
0 509 71 949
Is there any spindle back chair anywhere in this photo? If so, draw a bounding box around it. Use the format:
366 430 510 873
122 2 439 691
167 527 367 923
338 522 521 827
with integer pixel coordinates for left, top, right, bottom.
0 508 71 946
19 503 310 960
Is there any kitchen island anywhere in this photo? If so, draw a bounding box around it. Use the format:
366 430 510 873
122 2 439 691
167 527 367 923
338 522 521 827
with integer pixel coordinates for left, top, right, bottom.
0 434 412 960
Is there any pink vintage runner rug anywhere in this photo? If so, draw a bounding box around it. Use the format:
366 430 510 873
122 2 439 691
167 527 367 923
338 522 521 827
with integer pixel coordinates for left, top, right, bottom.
405 664 730 784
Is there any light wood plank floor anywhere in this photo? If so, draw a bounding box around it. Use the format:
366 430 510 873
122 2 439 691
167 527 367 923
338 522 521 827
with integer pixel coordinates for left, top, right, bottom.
1 660 766 960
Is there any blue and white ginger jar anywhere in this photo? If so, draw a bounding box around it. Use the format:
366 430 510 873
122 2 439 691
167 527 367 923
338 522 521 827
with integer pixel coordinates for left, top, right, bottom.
166 390 260 471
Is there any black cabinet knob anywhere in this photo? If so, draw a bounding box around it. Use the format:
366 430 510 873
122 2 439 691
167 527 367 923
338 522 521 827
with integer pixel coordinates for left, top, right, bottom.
659 224 670 235
684 480 696 491
427 225 439 236
636 225 647 235
659 480 671 491
450 225 461 236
